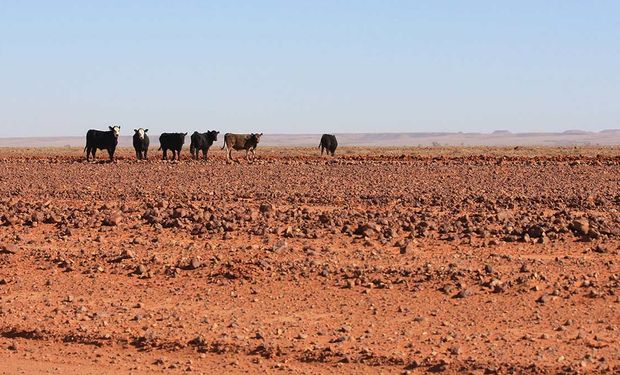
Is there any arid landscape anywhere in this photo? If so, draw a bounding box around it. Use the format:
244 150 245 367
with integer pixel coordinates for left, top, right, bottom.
2 130 620 148
0 146 618 374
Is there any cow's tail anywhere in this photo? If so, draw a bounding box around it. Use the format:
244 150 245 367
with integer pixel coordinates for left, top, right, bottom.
83 145 88 153
221 143 226 150
158 146 162 151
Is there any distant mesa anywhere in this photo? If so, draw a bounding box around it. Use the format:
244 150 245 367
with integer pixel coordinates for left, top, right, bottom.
562 129 590 135
599 129 620 134
492 130 511 135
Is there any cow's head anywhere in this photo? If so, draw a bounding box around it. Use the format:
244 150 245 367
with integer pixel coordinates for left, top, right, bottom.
254 133 263 142
109 126 121 138
134 128 148 140
208 130 219 141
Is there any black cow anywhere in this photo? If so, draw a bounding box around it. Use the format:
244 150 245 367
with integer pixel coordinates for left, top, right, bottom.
158 132 187 160
84 126 120 161
133 128 150 160
190 130 219 160
319 134 337 156
221 133 263 161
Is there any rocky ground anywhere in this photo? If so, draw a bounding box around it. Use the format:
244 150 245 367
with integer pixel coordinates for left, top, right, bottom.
0 147 618 374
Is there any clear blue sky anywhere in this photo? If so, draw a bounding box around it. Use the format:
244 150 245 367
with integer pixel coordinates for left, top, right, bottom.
1 1 618 137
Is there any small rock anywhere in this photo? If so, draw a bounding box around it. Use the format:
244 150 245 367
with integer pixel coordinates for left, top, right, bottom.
593 245 607 254
527 225 545 238
189 257 201 270
122 249 136 259
571 219 590 236
448 346 461 355
104 212 123 226
453 289 471 299
329 335 348 343
0 244 18 254
135 264 147 275
520 264 530 273
400 241 416 254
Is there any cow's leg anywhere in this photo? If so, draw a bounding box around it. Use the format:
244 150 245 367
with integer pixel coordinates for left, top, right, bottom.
203 148 208 161
136 150 140 160
251 149 256 162
92 148 97 160
86 147 90 161
143 150 148 160
108 148 114 161
321 146 324 156
162 149 167 160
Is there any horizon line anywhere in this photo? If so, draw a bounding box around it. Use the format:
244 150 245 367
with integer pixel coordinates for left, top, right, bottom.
2 128 620 139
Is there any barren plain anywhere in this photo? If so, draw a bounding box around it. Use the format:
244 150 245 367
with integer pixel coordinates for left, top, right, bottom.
0 147 618 374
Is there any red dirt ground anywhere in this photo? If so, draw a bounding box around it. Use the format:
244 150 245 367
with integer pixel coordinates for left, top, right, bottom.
0 147 618 374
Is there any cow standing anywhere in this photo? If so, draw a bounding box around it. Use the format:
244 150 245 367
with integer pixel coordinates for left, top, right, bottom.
319 134 338 156
84 126 120 161
133 128 150 160
190 130 219 160
221 133 263 162
159 133 187 160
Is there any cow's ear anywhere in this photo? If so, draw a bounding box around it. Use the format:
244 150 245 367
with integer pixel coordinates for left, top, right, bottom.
144 129 148 133
134 129 138 133
109 126 114 131
184 132 188 136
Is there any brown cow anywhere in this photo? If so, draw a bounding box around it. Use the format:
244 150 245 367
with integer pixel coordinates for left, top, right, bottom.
221 133 263 161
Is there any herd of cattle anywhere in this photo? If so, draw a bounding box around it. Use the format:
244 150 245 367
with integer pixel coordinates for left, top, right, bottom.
84 126 338 161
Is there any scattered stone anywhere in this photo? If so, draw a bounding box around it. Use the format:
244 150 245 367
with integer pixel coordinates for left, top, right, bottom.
189 257 202 270
453 289 472 299
122 249 136 259
135 264 147 275
593 245 607 254
104 212 123 226
570 219 590 236
0 244 17 254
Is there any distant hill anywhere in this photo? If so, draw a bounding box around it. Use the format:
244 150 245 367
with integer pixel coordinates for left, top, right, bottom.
1 130 620 147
